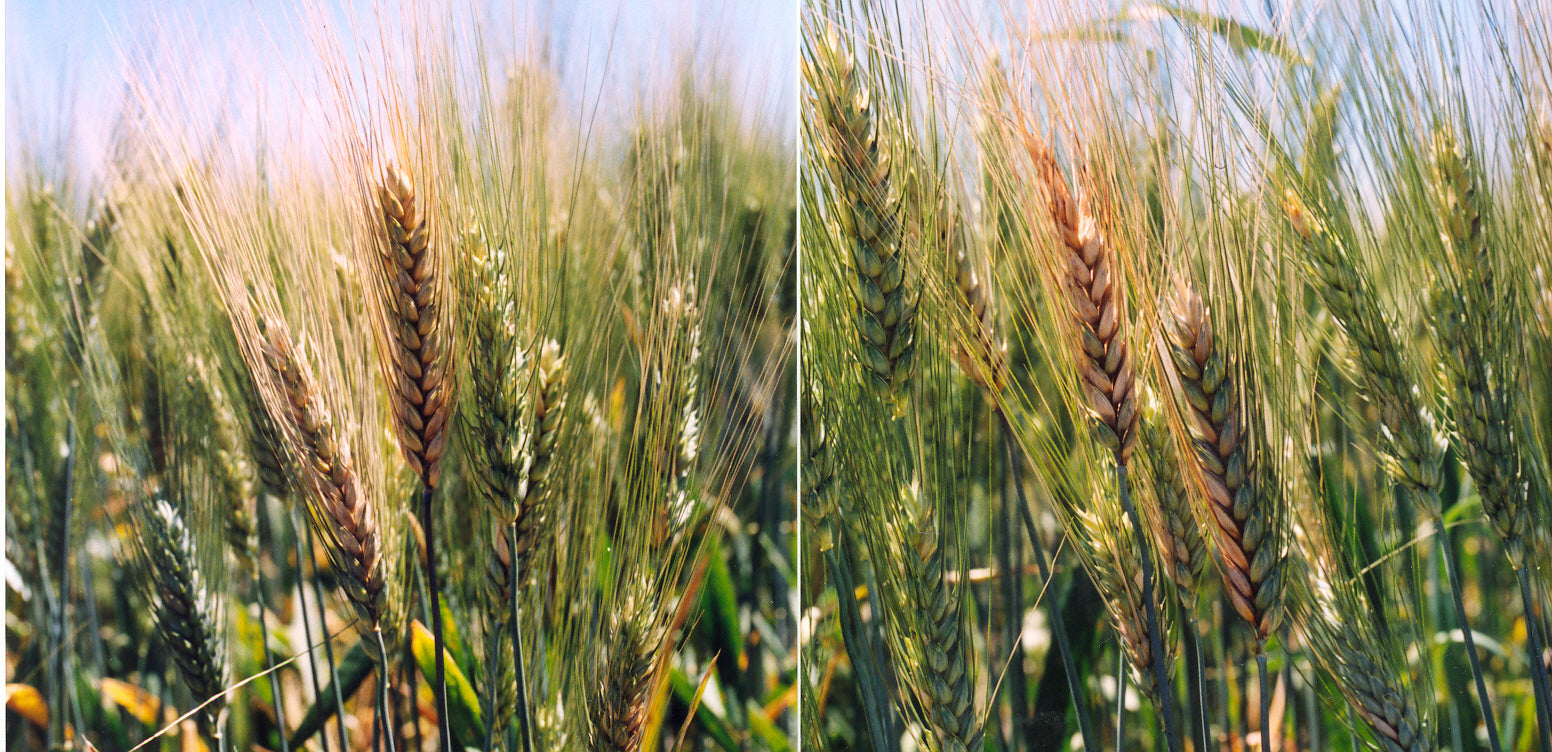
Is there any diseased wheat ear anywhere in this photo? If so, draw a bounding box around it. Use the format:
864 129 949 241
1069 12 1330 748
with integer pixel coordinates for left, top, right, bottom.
1165 283 1282 639
1285 194 1445 515
808 26 916 407
1029 141 1138 461
259 319 390 654
378 163 450 488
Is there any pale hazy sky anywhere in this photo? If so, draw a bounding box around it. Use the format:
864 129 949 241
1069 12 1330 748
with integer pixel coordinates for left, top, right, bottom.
5 0 797 176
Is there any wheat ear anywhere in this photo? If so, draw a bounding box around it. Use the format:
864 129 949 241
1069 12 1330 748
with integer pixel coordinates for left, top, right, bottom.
904 510 981 752
1283 194 1444 510
377 163 451 488
1286 192 1502 752
588 616 654 752
1164 283 1284 641
259 320 390 655
1432 132 1552 751
808 26 917 406
141 497 228 729
945 210 1008 392
1030 144 1139 460
1028 135 1177 750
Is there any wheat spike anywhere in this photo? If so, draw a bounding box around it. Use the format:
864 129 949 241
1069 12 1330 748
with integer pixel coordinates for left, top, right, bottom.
259 319 390 653
808 25 917 404
906 522 982 752
588 617 654 752
1086 507 1173 704
1029 141 1139 461
141 497 227 724
1298 556 1434 752
377 163 451 488
1430 135 1530 560
945 210 1008 392
1284 193 1445 514
1165 282 1283 640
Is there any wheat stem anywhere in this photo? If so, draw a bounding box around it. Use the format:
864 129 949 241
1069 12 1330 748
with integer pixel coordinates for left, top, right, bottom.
1114 650 1126 752
1256 648 1270 751
418 484 452 752
1437 517 1503 752
999 411 1097 752
826 538 900 752
1516 565 1552 752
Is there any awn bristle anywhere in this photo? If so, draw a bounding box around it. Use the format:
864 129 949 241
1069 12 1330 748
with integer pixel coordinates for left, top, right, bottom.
259 320 389 653
1165 283 1283 640
1028 140 1138 461
377 163 451 488
1284 194 1445 516
808 26 917 406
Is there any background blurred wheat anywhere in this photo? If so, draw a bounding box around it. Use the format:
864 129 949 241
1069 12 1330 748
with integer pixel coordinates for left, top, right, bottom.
5 1 795 750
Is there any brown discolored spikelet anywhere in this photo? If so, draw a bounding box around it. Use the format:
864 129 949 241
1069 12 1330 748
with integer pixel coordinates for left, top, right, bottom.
1164 283 1282 640
1028 141 1138 461
377 164 451 488
259 320 388 650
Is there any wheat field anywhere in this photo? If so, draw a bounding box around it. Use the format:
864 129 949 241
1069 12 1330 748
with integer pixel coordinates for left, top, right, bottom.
6 1 1552 751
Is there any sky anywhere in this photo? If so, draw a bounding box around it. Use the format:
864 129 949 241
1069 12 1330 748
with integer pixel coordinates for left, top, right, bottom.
5 0 798 178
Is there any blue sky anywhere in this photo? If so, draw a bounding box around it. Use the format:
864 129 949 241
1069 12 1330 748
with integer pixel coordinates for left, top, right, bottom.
5 0 797 176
